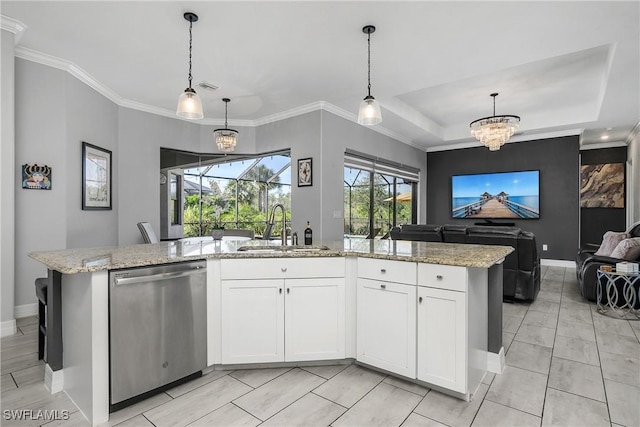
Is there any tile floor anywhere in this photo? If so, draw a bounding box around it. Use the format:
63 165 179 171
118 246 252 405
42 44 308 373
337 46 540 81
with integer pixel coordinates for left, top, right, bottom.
1 266 639 427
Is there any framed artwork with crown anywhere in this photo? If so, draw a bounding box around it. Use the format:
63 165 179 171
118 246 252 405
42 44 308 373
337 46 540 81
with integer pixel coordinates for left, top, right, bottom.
22 164 52 190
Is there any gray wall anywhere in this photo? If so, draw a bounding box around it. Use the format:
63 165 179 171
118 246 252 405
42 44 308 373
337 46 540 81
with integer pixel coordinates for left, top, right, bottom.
1 29 16 325
427 136 580 261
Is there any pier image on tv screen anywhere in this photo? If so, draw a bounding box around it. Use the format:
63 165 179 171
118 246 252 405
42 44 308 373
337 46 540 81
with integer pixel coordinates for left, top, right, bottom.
451 170 540 219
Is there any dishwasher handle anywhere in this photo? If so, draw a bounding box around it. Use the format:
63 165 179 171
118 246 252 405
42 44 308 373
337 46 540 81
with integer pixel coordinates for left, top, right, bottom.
114 267 204 286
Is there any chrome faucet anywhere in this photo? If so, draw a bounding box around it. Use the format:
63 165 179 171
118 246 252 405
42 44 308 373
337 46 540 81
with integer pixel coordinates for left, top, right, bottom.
267 203 287 245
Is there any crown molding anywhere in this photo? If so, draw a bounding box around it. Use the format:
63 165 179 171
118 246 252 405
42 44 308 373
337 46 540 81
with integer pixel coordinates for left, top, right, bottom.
13 47 414 148
626 121 640 144
427 129 583 152
1 15 26 44
579 141 628 150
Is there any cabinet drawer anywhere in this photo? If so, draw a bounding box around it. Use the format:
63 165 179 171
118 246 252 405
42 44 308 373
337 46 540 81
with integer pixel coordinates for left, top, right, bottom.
418 264 467 292
357 258 416 285
221 257 344 280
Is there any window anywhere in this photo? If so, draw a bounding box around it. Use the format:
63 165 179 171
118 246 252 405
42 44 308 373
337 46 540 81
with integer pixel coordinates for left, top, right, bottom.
344 151 418 239
170 173 182 225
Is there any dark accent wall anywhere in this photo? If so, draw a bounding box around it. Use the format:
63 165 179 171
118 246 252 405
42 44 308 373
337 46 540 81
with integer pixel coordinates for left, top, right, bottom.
580 147 628 246
427 136 580 260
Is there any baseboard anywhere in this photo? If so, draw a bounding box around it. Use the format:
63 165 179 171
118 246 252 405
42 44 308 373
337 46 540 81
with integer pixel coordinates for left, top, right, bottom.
1 319 17 337
541 259 576 268
15 303 38 319
487 347 505 374
45 364 64 394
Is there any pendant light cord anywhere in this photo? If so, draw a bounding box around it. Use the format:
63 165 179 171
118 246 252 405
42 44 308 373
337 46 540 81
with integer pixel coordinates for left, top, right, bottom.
188 18 193 90
367 31 372 97
224 101 228 129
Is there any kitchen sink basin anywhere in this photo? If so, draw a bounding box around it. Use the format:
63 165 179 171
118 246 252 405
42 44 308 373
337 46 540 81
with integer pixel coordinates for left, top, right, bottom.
237 245 330 253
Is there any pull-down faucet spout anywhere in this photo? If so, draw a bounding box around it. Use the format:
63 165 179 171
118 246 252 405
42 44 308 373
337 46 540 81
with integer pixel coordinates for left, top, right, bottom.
268 203 287 246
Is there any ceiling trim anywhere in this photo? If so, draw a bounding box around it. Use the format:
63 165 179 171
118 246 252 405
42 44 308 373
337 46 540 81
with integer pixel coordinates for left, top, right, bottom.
1 14 26 44
626 121 640 144
579 141 628 150
13 46 415 147
426 129 583 152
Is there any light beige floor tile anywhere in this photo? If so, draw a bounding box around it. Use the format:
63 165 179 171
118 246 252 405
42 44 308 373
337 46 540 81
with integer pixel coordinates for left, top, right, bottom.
481 372 495 386
604 380 640 427
593 314 637 338
1 343 40 362
561 289 588 304
232 368 324 421
552 335 600 366
471 400 541 427
595 332 640 356
2 374 17 392
0 381 51 410
261 393 345 427
560 299 592 311
506 341 552 374
333 382 422 427
556 320 595 342
630 318 640 340
600 350 640 387
0 353 42 376
514 324 556 348
502 315 522 334
540 279 563 293
229 367 291 388
166 370 230 398
16 317 38 327
0 333 38 350
541 386 609 426
535 289 562 303
502 332 515 353
529 299 560 315
4 391 79 427
413 384 488 426
187 403 260 427
41 409 90 427
401 412 447 427
105 393 172 427
485 366 547 417
558 306 592 325
18 324 39 335
522 309 558 329
313 364 385 408
301 364 348 379
383 376 430 396
548 357 605 402
11 364 45 387
502 303 528 319
113 414 154 427
144 375 252 427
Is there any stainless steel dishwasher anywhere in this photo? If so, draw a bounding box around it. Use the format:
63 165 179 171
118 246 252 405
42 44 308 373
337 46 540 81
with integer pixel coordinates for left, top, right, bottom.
109 261 207 410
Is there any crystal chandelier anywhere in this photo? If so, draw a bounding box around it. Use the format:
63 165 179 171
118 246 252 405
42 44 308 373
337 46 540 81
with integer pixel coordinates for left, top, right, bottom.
470 93 520 151
214 98 238 152
357 25 382 126
176 12 203 119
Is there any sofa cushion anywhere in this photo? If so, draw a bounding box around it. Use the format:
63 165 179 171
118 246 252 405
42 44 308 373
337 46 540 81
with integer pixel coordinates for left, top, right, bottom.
610 237 640 261
594 231 629 257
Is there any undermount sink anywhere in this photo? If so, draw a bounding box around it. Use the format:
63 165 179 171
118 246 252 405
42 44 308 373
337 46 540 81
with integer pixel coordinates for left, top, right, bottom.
237 245 330 253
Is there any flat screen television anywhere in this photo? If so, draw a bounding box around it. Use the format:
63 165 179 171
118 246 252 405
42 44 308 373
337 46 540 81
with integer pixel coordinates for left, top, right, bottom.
451 170 540 219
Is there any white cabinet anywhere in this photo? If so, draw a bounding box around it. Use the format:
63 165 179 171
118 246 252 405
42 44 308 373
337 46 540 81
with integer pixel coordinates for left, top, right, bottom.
416 286 466 392
220 258 345 365
221 279 284 364
356 258 417 378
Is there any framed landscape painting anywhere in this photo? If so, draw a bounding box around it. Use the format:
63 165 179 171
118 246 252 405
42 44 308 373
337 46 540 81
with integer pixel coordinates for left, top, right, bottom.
580 163 624 208
82 142 112 210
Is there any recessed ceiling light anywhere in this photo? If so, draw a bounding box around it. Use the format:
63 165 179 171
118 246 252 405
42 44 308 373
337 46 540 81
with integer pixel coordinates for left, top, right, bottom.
601 134 609 140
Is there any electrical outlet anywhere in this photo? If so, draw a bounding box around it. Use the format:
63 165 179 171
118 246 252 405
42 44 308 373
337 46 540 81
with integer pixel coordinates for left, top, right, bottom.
542 244 548 251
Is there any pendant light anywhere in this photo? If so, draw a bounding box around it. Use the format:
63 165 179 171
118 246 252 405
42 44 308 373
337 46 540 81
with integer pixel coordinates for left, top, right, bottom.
176 12 203 120
470 93 520 151
357 25 382 126
214 98 239 152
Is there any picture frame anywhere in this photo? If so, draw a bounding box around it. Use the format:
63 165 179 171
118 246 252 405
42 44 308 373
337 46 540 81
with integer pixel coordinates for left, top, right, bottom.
82 142 112 210
297 158 312 187
580 163 624 208
22 163 52 190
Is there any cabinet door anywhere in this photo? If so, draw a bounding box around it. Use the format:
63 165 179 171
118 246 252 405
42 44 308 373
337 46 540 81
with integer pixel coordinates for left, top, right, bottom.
284 278 345 362
221 279 284 364
356 278 416 378
417 286 466 393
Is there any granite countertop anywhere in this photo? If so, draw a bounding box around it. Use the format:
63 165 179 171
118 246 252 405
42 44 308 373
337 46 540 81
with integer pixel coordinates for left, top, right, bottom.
29 238 514 274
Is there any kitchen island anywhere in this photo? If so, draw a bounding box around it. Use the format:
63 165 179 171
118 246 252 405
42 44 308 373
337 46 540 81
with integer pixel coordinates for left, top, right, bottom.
29 239 512 425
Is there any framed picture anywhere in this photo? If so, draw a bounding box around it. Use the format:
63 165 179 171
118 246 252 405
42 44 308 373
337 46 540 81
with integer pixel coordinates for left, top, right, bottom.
580 163 624 208
297 157 312 187
22 164 52 190
82 142 112 210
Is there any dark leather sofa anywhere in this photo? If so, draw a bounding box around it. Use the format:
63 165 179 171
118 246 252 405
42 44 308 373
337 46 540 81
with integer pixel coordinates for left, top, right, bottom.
391 224 541 301
576 223 640 301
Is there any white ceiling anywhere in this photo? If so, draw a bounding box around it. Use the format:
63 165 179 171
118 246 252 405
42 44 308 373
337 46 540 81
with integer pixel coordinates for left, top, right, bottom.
2 1 639 151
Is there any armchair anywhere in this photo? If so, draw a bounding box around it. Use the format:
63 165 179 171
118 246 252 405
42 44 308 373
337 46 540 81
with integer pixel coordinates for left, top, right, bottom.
576 222 640 301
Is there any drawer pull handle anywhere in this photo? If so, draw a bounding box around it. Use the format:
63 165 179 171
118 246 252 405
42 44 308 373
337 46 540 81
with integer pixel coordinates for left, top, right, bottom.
287 288 290 294
279 288 282 294
380 284 386 289
419 296 423 303
281 267 287 272
380 269 387 273
436 275 443 280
